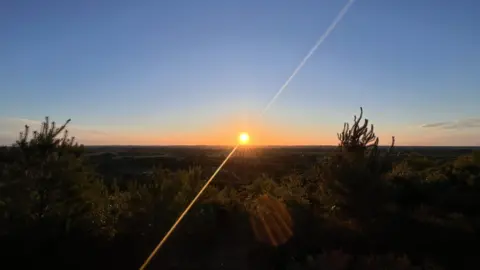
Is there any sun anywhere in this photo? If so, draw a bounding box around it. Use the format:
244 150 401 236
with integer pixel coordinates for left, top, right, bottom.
238 132 250 145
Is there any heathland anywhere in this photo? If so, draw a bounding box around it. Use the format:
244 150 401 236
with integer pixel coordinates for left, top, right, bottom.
1 108 479 269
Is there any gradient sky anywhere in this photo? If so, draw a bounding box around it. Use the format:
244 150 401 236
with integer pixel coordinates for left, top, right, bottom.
1 0 479 146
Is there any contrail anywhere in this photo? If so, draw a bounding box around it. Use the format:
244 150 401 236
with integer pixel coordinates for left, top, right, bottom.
262 0 356 115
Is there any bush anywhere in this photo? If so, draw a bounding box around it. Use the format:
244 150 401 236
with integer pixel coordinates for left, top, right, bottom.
313 108 395 221
0 117 110 267
287 250 444 270
1 110 479 269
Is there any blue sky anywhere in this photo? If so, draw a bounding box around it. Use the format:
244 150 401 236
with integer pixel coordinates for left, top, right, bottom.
1 0 479 145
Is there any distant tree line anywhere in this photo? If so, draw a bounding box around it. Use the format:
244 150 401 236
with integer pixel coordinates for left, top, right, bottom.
1 109 480 269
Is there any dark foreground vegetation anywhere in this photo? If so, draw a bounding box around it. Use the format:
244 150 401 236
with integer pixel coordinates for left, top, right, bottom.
1 108 480 269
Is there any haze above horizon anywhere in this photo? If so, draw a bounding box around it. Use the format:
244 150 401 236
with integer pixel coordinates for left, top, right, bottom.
1 0 479 146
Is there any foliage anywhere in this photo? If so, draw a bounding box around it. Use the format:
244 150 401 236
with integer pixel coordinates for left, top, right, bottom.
1 112 480 269
0 118 107 236
287 250 442 270
116 166 219 237
313 108 395 221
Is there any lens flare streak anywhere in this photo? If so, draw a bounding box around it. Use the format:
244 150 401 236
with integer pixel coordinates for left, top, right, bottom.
139 145 239 270
139 1 357 268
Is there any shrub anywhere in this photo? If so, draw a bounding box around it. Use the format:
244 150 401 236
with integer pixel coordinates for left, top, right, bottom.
0 117 111 268
314 108 395 220
287 250 441 270
0 118 108 235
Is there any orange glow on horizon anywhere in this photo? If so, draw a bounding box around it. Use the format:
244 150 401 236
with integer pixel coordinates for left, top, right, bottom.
74 114 339 146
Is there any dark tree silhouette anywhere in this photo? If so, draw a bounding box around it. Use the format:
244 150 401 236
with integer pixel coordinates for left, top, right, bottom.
316 108 395 221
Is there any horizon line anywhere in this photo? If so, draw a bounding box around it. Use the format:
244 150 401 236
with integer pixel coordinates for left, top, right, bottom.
83 144 480 148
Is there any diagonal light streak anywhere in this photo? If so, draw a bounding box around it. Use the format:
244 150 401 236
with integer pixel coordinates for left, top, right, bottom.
262 0 356 115
139 1 356 268
139 145 239 270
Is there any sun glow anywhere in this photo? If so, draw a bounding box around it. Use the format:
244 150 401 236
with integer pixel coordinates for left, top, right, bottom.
238 132 250 145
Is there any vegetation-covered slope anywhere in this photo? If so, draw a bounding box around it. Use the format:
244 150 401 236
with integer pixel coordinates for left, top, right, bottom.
1 109 479 269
